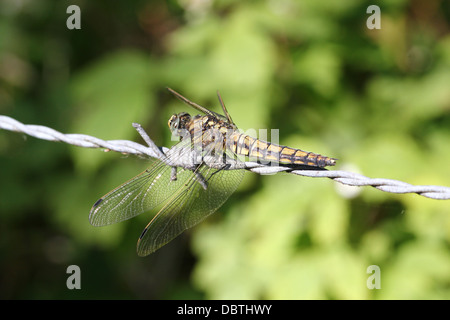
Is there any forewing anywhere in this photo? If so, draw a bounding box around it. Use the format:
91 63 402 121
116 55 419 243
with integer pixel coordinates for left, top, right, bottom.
90 160 198 227
137 165 244 256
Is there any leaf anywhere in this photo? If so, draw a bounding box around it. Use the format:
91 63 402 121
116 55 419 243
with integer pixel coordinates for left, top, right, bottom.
69 50 157 173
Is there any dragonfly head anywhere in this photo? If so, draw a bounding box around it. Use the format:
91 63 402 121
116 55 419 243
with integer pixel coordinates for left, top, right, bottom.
168 112 192 136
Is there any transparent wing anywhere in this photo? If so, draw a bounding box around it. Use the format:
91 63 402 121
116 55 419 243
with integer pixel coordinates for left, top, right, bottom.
89 138 197 226
137 163 244 256
89 159 173 226
90 120 245 255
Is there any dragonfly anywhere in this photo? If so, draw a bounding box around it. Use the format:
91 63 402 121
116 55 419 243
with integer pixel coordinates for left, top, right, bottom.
89 88 337 256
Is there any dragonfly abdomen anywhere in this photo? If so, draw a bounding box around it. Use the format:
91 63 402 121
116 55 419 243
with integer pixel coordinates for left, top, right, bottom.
228 133 336 168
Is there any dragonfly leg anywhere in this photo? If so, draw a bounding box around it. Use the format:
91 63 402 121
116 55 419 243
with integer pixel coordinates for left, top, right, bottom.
171 166 178 181
194 171 208 190
132 123 167 161
207 164 230 182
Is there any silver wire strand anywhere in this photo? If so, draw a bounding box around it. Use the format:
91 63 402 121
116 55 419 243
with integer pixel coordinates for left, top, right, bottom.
1 115 449 200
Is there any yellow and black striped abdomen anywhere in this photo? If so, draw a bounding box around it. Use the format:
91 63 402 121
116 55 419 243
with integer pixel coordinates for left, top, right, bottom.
228 133 336 168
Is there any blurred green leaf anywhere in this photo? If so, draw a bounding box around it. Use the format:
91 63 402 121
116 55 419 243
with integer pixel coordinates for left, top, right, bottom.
69 50 157 173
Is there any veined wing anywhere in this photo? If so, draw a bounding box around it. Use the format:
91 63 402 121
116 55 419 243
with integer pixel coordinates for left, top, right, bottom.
89 159 175 226
137 160 244 256
89 138 198 227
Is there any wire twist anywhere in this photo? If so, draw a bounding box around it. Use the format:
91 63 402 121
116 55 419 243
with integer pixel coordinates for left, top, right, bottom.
1 115 449 200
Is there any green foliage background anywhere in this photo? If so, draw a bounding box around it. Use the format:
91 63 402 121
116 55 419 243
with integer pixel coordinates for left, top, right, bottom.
0 0 449 299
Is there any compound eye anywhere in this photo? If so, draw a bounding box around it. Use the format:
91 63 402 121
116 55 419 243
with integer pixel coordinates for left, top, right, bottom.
168 114 179 129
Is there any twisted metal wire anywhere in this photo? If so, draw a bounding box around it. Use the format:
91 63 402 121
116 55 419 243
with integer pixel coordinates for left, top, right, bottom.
1 115 449 200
